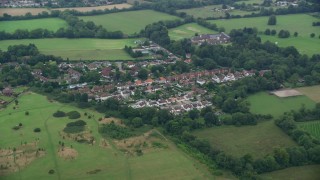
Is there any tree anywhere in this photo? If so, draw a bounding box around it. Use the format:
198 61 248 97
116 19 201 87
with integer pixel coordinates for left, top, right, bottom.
138 68 148 80
204 112 218 126
271 29 277 35
131 117 143 128
294 32 298 37
310 33 315 38
188 109 199 120
273 148 289 167
268 15 277 25
264 29 271 35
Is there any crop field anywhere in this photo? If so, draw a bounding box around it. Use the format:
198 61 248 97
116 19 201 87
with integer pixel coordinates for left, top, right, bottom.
0 93 214 179
297 121 320 140
260 165 320 180
0 8 49 16
296 85 320 102
169 23 218 40
0 38 147 61
208 14 320 55
53 3 132 12
0 18 68 33
79 10 181 34
193 121 296 158
247 92 316 117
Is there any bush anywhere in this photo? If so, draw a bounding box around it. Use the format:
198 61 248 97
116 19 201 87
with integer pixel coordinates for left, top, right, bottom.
63 120 86 134
34 128 41 133
67 111 81 119
99 123 132 140
25 111 29 115
48 169 55 174
53 110 66 118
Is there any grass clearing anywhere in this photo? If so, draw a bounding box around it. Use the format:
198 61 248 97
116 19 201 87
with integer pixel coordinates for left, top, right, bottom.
169 23 218 40
295 85 320 102
0 18 68 33
297 121 320 140
247 92 316 117
193 120 297 158
0 38 146 61
79 10 181 34
53 3 132 12
0 8 49 16
259 164 320 180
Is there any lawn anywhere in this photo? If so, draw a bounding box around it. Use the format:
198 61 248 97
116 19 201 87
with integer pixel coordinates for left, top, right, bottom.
297 121 320 140
296 85 320 102
0 38 145 61
79 10 181 35
0 92 214 179
208 14 320 55
169 23 218 40
193 120 297 158
247 92 316 117
259 165 320 180
0 18 68 33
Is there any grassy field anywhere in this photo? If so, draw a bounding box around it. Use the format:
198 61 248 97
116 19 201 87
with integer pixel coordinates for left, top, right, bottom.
247 92 316 117
235 0 263 5
0 8 49 16
297 121 320 140
169 23 218 40
53 3 132 12
0 38 146 61
260 165 320 180
193 121 296 158
208 14 320 55
296 85 320 102
0 18 68 33
0 92 215 179
79 10 181 34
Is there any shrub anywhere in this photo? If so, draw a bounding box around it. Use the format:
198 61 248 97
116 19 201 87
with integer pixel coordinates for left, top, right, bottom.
48 169 55 174
63 120 86 134
99 123 132 140
67 111 81 119
25 111 29 115
53 110 66 118
34 128 41 133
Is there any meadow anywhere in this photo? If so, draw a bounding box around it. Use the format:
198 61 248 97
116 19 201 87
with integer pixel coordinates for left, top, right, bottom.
208 14 320 56
296 85 320 102
259 165 320 180
247 92 316 117
0 38 145 61
79 10 181 34
193 120 296 158
0 18 68 33
169 23 218 40
0 93 215 179
297 121 320 140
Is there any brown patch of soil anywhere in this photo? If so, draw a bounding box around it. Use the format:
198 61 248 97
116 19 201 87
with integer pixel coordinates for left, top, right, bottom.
99 117 125 127
58 147 78 160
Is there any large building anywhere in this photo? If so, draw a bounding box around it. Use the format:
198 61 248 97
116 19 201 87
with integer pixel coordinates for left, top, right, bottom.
191 32 231 45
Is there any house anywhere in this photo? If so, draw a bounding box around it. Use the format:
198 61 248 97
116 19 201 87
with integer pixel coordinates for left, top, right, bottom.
191 33 230 45
196 79 206 85
145 78 153 85
2 87 13 96
101 67 112 78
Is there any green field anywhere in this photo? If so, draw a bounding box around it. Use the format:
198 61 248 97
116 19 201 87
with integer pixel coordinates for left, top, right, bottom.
296 85 320 102
0 18 68 33
0 93 215 179
247 92 316 117
208 14 320 55
297 121 320 139
79 10 181 35
235 0 263 5
169 23 218 40
260 165 320 180
193 121 296 158
0 38 146 60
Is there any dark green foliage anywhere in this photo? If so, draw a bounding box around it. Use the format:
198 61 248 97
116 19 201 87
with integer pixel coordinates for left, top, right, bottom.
67 111 81 119
137 68 149 80
124 46 143 58
53 110 66 117
63 120 86 134
48 169 55 174
278 30 290 38
268 15 277 25
34 128 41 133
99 122 132 140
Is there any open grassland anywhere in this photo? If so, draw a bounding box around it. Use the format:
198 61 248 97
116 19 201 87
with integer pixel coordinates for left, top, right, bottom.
0 8 49 16
169 23 218 40
193 121 296 158
0 18 68 33
0 38 146 60
247 92 316 117
296 85 320 102
260 165 320 180
0 93 215 179
235 0 263 5
52 3 132 12
79 10 181 34
208 14 320 55
177 5 258 19
297 121 320 140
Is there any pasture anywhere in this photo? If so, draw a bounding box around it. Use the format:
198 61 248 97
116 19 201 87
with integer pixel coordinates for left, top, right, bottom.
259 165 320 180
0 93 214 179
0 38 145 61
297 121 320 140
52 3 132 12
0 8 49 16
208 14 320 55
0 18 68 33
247 92 316 117
296 85 320 102
193 121 296 158
79 10 181 34
169 23 218 40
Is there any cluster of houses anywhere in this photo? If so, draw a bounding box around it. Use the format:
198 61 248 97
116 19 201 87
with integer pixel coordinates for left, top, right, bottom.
275 0 299 7
191 33 231 45
0 0 53 7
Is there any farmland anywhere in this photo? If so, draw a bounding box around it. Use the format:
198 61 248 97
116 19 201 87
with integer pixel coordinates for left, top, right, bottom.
259 165 320 180
247 92 316 117
0 93 214 179
0 8 49 16
193 121 297 158
79 10 181 35
296 85 320 102
52 3 132 12
0 18 68 33
297 121 320 139
208 14 320 56
169 23 218 40
0 38 146 61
